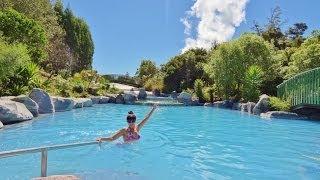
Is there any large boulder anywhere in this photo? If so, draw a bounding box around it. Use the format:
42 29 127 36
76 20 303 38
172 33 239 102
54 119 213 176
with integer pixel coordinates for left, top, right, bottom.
11 95 39 117
152 89 161 97
123 93 137 104
106 94 116 103
241 102 256 114
232 103 241 110
29 88 54 114
0 100 33 124
52 97 74 112
171 91 178 99
260 111 306 120
115 94 124 104
73 98 93 108
137 88 147 100
177 92 192 105
0 121 3 129
253 94 270 115
212 100 234 109
91 96 110 104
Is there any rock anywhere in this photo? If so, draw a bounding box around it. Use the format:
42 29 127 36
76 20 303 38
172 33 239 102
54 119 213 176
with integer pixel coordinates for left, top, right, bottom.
106 94 116 103
232 103 241 110
137 88 147 100
91 96 101 104
152 89 161 96
90 96 109 104
52 97 74 112
123 93 137 104
0 100 33 124
253 94 270 115
247 102 256 114
0 121 3 129
11 95 39 117
260 111 306 120
177 92 192 105
240 102 256 113
100 96 109 104
0 96 16 100
73 98 93 108
115 94 124 104
29 88 54 114
212 100 234 109
171 91 178 99
204 103 214 107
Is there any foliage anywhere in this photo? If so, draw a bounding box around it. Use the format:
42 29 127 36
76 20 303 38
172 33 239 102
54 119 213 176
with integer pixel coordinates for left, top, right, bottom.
135 60 158 85
194 79 204 103
56 6 94 73
205 34 277 100
161 48 208 93
0 38 39 96
243 66 263 102
269 96 291 111
144 72 165 92
203 86 216 103
285 33 320 78
0 9 47 63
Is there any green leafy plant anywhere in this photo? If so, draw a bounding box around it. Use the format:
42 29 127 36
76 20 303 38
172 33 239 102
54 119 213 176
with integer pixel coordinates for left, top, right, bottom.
243 65 263 102
269 96 291 111
194 79 204 103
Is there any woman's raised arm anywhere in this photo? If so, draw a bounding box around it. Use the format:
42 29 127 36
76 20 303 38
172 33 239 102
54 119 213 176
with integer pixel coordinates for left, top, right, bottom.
137 104 157 131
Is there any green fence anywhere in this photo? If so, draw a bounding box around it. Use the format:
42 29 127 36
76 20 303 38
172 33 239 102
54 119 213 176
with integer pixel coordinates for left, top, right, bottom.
277 67 320 107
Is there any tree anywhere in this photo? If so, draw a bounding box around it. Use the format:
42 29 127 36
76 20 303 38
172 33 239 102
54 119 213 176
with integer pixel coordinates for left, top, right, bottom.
287 23 308 47
136 60 158 85
205 34 278 99
253 6 288 50
58 7 94 73
161 48 208 93
286 32 320 78
0 9 47 63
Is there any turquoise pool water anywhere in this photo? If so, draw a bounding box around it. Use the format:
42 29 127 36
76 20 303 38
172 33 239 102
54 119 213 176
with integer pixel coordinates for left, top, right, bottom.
0 104 319 179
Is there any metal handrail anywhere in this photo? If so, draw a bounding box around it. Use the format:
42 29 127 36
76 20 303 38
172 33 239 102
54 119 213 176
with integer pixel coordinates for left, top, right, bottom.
0 141 100 177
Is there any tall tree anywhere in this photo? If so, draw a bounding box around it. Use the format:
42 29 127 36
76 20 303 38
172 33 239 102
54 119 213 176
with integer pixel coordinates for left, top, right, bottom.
161 48 208 93
136 60 158 85
56 6 94 73
0 9 47 63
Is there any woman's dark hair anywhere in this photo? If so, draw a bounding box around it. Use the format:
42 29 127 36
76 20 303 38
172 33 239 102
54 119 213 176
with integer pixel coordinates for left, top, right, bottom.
127 111 136 122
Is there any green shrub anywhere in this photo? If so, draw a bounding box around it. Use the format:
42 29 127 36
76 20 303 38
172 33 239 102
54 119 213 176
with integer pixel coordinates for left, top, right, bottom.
269 96 291 111
194 79 204 102
203 86 215 103
243 65 263 102
0 37 38 96
72 84 84 93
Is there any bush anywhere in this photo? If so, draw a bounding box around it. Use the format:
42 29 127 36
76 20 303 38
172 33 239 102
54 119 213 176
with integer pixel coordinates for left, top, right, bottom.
194 79 204 102
243 65 263 102
269 96 291 111
203 86 215 103
72 84 84 93
144 72 164 92
0 37 38 96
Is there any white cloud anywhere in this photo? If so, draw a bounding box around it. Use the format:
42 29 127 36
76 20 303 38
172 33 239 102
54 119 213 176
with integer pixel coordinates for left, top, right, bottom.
182 0 249 52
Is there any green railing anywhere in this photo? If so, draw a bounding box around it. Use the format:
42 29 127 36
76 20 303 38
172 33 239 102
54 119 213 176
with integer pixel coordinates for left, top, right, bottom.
277 67 320 107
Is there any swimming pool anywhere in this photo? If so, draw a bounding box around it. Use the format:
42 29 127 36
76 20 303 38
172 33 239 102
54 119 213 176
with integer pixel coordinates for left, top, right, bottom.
0 104 319 179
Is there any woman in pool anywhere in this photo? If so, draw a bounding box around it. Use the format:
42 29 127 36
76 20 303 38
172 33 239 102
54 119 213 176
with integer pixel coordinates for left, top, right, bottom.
96 104 157 143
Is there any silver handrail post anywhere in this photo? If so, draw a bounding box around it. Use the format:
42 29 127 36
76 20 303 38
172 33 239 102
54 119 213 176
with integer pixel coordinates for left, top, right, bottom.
41 148 48 177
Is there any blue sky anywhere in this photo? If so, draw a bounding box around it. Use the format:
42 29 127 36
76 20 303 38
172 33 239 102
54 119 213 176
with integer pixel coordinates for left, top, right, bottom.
62 0 320 75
